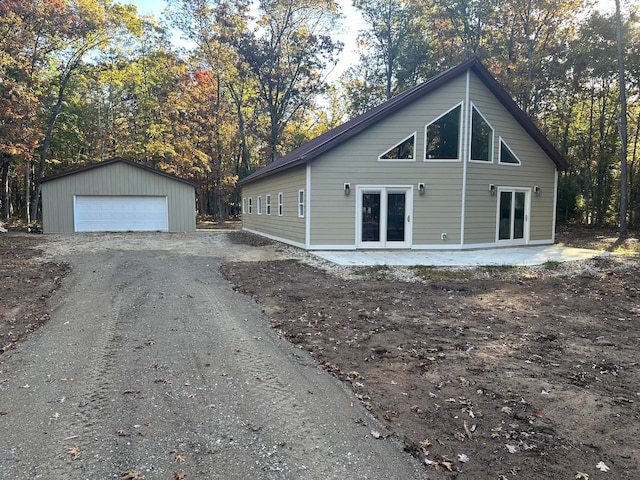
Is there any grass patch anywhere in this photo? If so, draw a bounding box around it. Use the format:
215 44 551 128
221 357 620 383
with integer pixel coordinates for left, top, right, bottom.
543 260 562 270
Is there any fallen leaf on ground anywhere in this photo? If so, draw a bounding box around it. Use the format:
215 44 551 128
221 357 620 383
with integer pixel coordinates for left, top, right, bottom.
174 473 187 479
596 461 610 472
67 445 81 460
458 453 469 462
121 471 145 480
440 460 454 471
505 444 518 453
175 454 185 462
371 430 382 439
0 410 9 415
575 472 589 479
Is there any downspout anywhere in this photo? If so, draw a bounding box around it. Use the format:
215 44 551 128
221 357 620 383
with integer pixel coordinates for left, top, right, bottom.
460 71 471 247
306 162 312 248
552 169 559 242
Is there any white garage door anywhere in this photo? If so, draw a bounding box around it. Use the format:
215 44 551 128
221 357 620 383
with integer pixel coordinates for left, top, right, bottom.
74 196 168 232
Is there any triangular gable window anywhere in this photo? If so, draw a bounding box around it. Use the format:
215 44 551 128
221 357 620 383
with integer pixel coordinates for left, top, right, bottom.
379 133 416 160
425 104 461 160
499 139 521 165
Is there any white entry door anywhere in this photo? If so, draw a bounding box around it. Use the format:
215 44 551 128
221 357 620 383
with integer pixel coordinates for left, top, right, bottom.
496 189 530 245
74 195 168 232
357 186 412 248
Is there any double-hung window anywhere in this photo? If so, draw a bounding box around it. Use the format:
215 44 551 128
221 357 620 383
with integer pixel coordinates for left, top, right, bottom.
298 190 305 218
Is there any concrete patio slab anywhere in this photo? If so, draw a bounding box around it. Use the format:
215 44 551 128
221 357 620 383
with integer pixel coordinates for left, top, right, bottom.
311 245 609 267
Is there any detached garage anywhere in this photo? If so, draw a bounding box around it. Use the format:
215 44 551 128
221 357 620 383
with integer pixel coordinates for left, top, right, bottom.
41 157 196 233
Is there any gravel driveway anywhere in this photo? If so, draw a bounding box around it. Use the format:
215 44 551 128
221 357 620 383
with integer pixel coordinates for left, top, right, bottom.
0 233 426 479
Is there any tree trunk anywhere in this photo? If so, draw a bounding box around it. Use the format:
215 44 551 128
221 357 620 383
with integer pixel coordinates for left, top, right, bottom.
615 0 628 236
1 157 10 220
29 71 71 221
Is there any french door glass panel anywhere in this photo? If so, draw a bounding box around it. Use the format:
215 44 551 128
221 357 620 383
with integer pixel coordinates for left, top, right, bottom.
362 193 381 242
386 193 406 242
499 192 512 240
513 192 525 239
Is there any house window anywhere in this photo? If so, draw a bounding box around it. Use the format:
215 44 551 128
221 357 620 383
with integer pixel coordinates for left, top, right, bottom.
266 194 271 215
278 192 283 216
257 196 262 215
242 198 246 214
425 104 461 160
298 189 305 218
499 139 521 165
379 133 416 160
248 197 252 214
470 105 493 162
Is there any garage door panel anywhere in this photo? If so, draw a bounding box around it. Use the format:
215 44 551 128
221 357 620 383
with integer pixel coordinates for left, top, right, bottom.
75 196 168 232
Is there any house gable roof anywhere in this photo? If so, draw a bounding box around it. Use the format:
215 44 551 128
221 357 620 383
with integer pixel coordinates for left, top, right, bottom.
40 157 198 187
239 57 568 186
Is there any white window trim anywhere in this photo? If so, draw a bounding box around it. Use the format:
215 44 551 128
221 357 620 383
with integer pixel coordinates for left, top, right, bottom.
278 192 283 216
298 189 305 218
498 137 522 166
248 197 252 214
469 103 494 164
266 194 271 215
378 132 417 161
242 198 246 214
424 102 464 162
257 195 262 215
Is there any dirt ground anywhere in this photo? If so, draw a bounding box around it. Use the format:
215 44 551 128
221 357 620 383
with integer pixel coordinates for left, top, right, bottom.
1 226 639 479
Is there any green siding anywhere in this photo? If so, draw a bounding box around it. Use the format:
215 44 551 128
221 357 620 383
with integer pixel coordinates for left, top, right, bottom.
310 75 468 247
241 165 307 246
42 162 195 233
464 74 557 244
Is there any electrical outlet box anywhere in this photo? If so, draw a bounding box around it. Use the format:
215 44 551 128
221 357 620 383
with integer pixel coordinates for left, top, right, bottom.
441 233 447 240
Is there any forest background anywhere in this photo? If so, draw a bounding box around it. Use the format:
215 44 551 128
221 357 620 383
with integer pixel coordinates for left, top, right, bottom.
0 0 638 232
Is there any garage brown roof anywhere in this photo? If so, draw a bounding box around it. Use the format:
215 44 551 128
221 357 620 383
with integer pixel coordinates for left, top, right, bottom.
40 157 198 187
239 57 568 186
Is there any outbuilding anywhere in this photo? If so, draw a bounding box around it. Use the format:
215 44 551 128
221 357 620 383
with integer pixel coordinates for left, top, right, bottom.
239 57 568 250
41 157 196 233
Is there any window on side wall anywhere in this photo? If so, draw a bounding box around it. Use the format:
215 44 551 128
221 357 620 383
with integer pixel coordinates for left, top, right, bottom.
425 104 462 160
278 192 283 216
266 194 271 215
379 132 416 161
499 139 521 165
242 198 246 214
248 197 252 214
470 105 493 162
257 196 262 215
298 189 304 218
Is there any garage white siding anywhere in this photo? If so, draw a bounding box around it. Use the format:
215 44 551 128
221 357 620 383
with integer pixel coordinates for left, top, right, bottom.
74 196 169 232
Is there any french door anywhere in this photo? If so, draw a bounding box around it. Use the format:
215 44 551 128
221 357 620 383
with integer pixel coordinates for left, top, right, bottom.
357 186 412 248
497 189 530 244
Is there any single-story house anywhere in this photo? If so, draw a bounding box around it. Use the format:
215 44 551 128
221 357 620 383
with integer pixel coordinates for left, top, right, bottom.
238 57 568 250
41 157 196 233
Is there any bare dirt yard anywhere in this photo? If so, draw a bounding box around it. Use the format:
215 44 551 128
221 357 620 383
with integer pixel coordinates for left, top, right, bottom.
1 226 639 479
